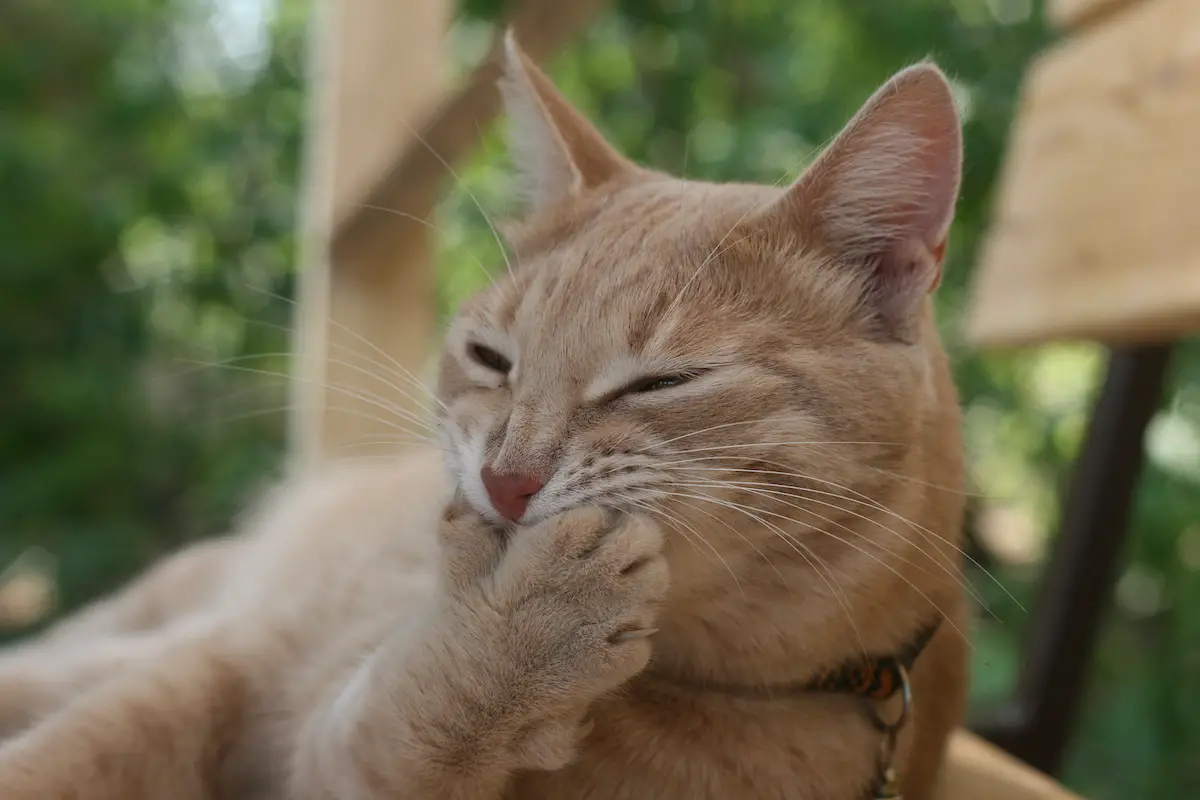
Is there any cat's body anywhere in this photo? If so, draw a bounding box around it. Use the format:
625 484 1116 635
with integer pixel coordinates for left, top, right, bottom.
0 35 969 800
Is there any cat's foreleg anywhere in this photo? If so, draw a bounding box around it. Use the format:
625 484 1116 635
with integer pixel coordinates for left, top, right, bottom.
35 535 237 647
0 538 237 740
0 626 247 800
289 499 670 800
0 627 205 739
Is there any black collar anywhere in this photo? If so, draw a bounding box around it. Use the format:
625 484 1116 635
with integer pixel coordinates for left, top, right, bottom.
653 617 942 704
802 616 940 701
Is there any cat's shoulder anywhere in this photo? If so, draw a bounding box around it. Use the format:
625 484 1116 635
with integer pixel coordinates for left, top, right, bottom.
258 446 445 517
236 446 449 559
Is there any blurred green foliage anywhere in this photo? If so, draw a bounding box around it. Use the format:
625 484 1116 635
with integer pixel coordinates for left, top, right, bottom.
0 0 1196 796
0 0 307 612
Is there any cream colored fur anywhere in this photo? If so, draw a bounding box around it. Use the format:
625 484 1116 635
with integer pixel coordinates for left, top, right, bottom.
0 35 969 800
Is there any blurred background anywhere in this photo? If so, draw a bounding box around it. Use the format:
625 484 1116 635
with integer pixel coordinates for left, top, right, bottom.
1 0 1197 796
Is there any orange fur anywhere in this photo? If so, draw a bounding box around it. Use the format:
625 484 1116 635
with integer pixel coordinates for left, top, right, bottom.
0 35 968 799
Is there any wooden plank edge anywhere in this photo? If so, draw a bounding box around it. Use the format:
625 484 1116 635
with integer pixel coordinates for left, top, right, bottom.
965 307 1200 350
1049 0 1147 30
288 0 341 469
964 245 1200 349
938 730 1083 799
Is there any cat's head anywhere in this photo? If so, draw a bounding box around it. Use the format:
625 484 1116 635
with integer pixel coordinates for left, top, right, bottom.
438 34 962 560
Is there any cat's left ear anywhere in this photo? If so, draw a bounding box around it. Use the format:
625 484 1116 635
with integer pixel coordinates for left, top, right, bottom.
763 62 962 339
499 31 636 213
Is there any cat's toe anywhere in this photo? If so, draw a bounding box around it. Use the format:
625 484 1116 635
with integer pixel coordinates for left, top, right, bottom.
438 492 508 592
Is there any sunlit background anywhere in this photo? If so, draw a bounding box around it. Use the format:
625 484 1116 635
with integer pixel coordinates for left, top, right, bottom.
2 0 1198 796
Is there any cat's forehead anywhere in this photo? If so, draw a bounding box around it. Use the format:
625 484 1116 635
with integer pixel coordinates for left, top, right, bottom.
500 179 788 308
461 176 856 364
495 209 721 349
514 177 785 260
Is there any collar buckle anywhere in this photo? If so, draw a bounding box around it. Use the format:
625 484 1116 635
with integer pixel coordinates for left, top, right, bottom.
868 661 911 800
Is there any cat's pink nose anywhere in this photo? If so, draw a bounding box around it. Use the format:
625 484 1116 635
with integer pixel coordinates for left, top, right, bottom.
480 465 544 522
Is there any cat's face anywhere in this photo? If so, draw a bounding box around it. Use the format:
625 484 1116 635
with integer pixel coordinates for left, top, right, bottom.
440 180 905 527
437 36 961 557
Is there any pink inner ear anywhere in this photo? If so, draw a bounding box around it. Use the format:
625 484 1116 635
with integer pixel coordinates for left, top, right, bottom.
754 64 961 339
500 33 635 213
773 64 961 304
901 102 963 252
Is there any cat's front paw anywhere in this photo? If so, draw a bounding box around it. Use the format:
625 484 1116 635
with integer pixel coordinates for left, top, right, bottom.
492 507 670 702
438 489 507 595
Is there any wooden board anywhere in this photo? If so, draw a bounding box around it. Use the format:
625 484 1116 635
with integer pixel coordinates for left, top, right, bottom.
289 0 614 465
965 0 1200 347
1049 0 1142 29
288 0 448 465
324 0 450 228
936 730 1082 800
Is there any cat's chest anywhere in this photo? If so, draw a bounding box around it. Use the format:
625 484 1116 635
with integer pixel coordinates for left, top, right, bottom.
509 690 882 800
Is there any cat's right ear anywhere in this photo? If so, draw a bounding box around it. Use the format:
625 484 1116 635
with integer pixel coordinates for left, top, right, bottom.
499 31 635 213
759 63 962 340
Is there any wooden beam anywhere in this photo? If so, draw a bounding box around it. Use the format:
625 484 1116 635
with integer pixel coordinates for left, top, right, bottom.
290 0 610 465
331 0 612 254
290 0 450 466
966 0 1200 348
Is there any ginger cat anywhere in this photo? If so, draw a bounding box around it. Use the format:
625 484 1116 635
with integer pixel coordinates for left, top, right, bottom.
0 34 969 800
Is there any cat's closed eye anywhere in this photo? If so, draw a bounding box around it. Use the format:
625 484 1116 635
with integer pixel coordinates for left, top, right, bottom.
468 343 513 375
619 372 701 395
